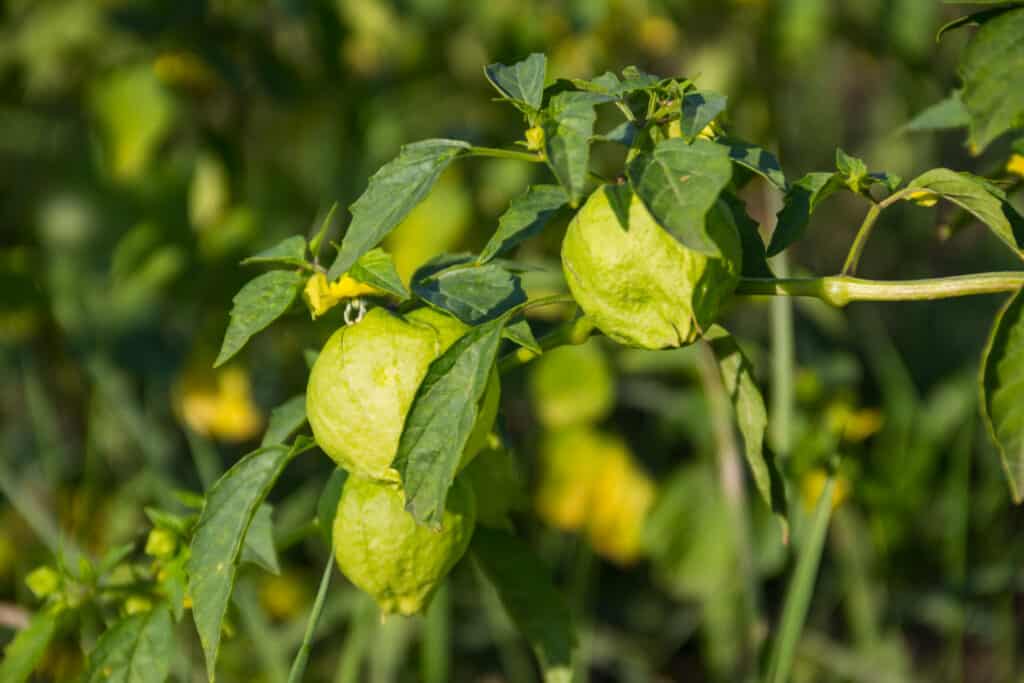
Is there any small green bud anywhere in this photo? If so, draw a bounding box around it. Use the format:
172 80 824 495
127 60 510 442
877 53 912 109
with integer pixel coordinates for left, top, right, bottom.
145 528 178 558
124 595 153 615
25 565 60 599
525 126 545 152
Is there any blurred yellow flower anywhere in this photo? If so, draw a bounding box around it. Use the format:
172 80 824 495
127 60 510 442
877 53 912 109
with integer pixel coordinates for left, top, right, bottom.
826 402 884 442
536 427 655 564
177 367 264 442
303 272 381 319
1006 153 1024 178
260 572 309 621
800 469 850 513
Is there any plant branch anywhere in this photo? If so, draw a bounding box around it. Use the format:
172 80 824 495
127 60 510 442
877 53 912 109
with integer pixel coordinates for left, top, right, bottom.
841 189 912 275
466 146 544 163
736 271 1024 306
498 315 596 373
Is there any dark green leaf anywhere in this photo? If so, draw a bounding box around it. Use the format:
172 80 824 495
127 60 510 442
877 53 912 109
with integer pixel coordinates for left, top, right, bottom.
720 139 787 190
503 318 541 354
316 467 348 544
394 317 506 527
242 235 308 269
348 248 409 300
471 528 576 683
188 441 309 680
327 139 470 280
722 194 774 278
543 92 613 206
903 93 970 133
627 138 734 255
593 120 638 146
0 609 59 683
767 172 844 256
908 168 1024 258
214 270 305 367
479 185 568 263
679 91 727 139
937 4 1021 41
705 327 788 534
240 504 279 574
261 394 307 447
83 607 173 683
484 54 547 111
980 288 1024 502
413 263 527 325
959 8 1024 151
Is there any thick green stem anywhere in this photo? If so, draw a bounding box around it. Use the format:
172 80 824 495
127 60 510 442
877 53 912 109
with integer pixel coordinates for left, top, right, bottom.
466 146 544 163
736 272 1024 306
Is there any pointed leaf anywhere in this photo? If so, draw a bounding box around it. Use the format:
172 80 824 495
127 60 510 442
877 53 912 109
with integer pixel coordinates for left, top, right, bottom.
722 194 774 278
242 235 308 269
504 318 541 354
903 93 970 133
348 248 409 299
0 609 59 683
327 139 470 280
413 263 527 325
908 168 1024 258
240 504 279 574
705 326 788 533
261 394 307 447
720 139 787 190
959 7 1024 152
627 138 734 255
472 528 576 683
543 92 613 206
188 441 310 680
215 270 305 367
83 607 173 683
394 317 506 527
767 172 844 256
484 54 547 111
679 90 727 139
980 288 1024 502
478 185 568 263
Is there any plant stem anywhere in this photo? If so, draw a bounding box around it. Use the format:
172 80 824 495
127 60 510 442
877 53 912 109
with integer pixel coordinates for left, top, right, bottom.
287 550 335 683
736 271 1024 306
498 315 596 373
841 189 911 275
466 146 544 163
769 252 795 460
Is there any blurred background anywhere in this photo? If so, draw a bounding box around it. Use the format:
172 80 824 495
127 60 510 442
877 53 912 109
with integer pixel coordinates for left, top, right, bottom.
2 0 1023 681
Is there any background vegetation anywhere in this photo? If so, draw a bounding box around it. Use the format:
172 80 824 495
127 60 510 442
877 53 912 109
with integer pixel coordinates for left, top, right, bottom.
1 1 1022 681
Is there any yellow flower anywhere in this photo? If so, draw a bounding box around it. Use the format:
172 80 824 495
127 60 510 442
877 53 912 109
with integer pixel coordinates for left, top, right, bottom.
303 272 381 319
259 573 309 621
178 367 263 442
1006 154 1024 178
826 402 884 442
800 469 850 513
906 189 939 207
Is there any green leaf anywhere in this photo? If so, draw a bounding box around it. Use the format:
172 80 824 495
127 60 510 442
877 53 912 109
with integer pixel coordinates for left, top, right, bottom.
327 139 470 280
542 92 613 206
835 148 869 192
393 317 506 527
593 120 638 146
316 467 348 544
214 270 305 367
705 326 788 534
503 318 541 354
240 504 280 574
471 527 576 683
627 138 734 256
720 139 787 190
902 93 970 133
242 235 309 269
348 248 409 300
83 607 173 683
980 288 1024 502
908 168 1024 258
261 394 307 447
722 194 774 278
484 54 547 112
679 90 727 139
160 555 188 622
0 609 59 683
767 172 844 256
959 8 1024 151
937 4 1021 42
413 263 527 325
188 441 310 680
309 202 338 260
478 185 568 263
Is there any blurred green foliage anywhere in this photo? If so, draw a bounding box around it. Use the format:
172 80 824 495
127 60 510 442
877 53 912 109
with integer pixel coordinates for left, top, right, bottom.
2 0 1023 681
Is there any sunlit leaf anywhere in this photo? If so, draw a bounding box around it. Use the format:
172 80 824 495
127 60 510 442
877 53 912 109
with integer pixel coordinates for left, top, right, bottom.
543 92 613 206
478 185 568 263
242 235 308 269
413 263 527 325
215 271 304 367
83 607 173 683
959 8 1024 151
484 54 547 112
